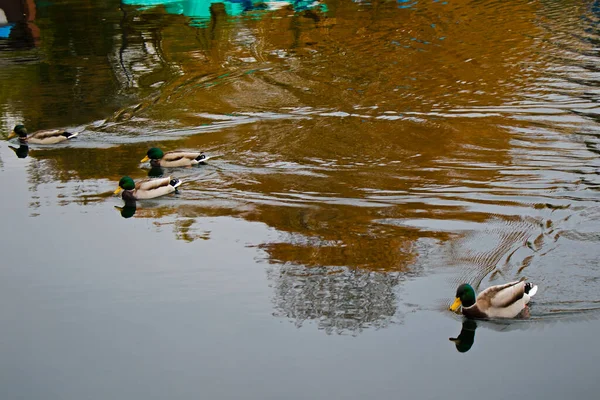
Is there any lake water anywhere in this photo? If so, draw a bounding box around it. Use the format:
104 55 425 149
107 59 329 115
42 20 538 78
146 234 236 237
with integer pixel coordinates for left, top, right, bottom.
1 0 600 399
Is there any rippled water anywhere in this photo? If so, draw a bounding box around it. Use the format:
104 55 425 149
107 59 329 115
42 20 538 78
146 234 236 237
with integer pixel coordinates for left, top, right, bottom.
1 0 600 399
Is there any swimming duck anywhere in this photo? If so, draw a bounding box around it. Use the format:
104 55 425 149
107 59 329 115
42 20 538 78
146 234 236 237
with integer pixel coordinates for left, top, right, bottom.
140 147 210 168
450 279 538 319
113 176 182 201
7 125 79 144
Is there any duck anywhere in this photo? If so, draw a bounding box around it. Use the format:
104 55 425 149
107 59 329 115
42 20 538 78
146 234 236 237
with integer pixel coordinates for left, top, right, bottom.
113 176 182 201
7 124 79 144
140 147 210 168
449 279 538 319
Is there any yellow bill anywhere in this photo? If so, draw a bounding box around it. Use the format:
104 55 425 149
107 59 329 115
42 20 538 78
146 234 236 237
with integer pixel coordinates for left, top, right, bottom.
114 187 124 195
140 155 150 162
450 297 462 312
7 132 16 140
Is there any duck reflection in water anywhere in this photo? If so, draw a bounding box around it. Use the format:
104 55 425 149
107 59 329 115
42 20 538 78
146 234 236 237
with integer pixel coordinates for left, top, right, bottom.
147 166 165 177
8 144 29 158
114 203 137 219
449 319 478 353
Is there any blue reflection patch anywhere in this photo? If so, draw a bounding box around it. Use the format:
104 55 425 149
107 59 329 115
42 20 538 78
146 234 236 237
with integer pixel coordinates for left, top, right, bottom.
0 24 14 39
123 0 326 24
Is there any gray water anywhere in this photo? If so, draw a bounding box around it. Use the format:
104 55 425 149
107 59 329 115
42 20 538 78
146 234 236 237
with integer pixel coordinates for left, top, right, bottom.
1 0 600 398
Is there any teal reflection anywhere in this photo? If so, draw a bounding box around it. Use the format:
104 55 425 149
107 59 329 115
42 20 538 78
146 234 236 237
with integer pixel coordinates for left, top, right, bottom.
123 0 325 26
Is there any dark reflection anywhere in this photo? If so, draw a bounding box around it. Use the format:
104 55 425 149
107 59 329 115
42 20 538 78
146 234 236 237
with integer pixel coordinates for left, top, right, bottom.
8 144 29 159
0 21 39 50
147 166 165 177
268 263 401 335
115 204 137 218
449 319 477 353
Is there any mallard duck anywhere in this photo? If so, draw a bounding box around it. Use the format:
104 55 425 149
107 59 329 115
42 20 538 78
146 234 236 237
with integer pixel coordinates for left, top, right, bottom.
113 176 182 201
7 125 79 144
140 147 211 168
450 279 538 319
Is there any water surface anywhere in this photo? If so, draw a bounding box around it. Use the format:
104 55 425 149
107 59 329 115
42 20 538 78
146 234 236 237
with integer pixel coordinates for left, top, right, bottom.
1 0 600 399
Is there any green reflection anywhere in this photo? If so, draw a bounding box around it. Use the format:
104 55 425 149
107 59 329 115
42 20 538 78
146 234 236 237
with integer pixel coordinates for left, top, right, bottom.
449 320 477 353
147 166 166 177
8 144 29 159
115 204 138 218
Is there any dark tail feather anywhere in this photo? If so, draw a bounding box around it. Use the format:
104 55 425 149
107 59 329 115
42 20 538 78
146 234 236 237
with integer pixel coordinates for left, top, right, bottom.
61 131 79 139
170 178 182 188
524 282 537 296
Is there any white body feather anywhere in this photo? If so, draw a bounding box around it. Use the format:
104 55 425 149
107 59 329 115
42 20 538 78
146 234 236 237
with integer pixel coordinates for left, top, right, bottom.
157 151 211 167
527 285 538 297
26 129 79 144
484 298 528 319
133 177 180 199
464 280 538 319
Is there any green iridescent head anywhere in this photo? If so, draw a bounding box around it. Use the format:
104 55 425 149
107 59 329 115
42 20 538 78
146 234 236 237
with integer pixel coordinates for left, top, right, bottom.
141 147 164 162
451 283 477 311
148 147 164 159
14 125 28 136
114 176 135 197
118 176 135 190
8 125 28 140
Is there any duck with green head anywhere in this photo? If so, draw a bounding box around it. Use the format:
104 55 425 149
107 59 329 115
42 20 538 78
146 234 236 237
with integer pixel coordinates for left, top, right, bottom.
113 176 182 201
7 124 79 144
450 279 538 319
141 147 210 168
